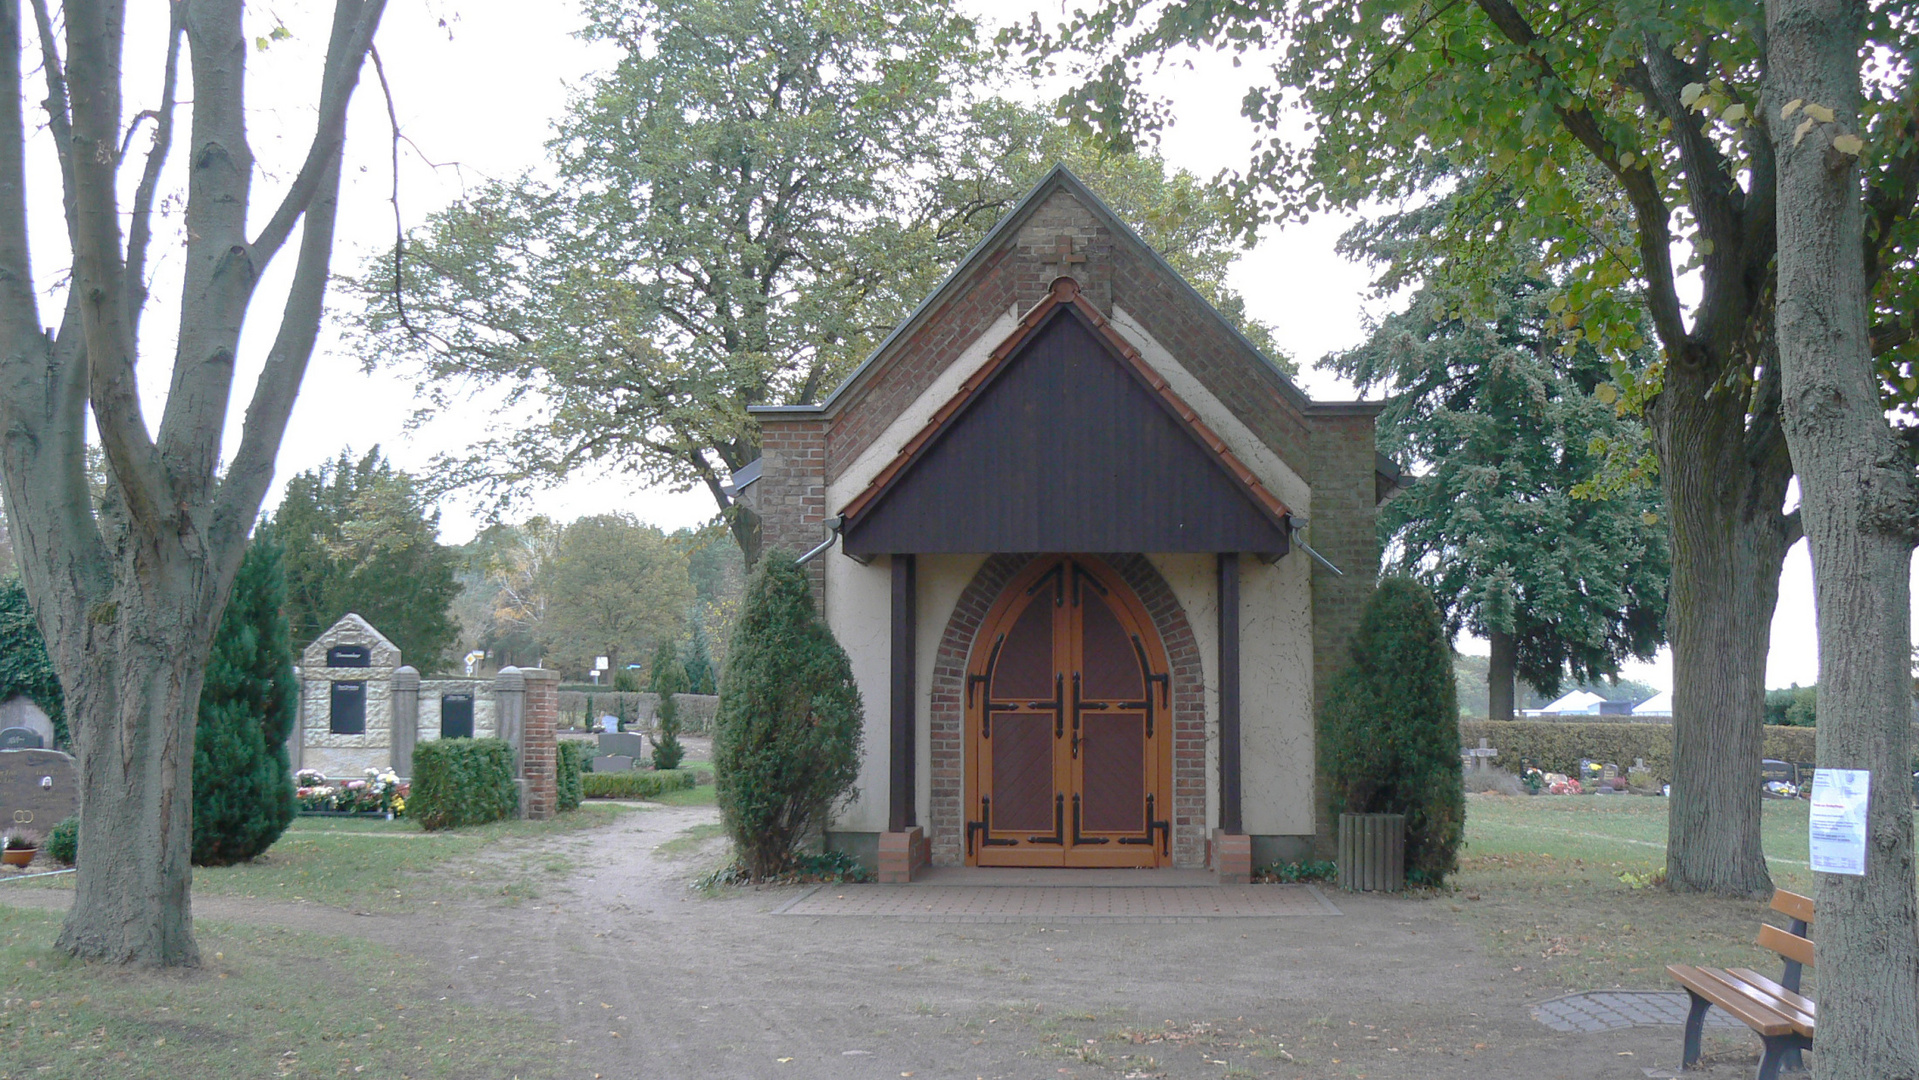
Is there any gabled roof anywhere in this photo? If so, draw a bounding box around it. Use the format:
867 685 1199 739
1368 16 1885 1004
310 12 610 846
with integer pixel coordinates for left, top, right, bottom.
837 279 1293 556
750 165 1352 422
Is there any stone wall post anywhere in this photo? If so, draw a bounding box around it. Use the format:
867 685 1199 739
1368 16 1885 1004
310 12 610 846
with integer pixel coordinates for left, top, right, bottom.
494 667 526 811
390 666 420 776
519 668 560 820
287 677 305 772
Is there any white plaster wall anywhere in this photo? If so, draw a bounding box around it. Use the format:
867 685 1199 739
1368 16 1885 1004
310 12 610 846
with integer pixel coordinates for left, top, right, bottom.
1109 306 1311 520
823 553 895 833
1238 554 1317 835
917 554 987 826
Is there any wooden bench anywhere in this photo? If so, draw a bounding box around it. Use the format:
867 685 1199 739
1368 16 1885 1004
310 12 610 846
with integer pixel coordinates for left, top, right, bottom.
1667 889 1815 1079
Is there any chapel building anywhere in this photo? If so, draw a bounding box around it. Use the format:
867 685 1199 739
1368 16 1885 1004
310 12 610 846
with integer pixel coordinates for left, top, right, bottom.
735 167 1398 880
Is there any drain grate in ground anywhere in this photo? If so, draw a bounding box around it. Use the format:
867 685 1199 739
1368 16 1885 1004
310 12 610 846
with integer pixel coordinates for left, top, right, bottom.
773 883 1341 922
1531 990 1746 1033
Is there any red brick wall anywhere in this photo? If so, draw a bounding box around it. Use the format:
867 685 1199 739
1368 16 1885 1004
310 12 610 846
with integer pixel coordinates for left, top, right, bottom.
754 420 828 601
927 553 1207 868
521 668 559 820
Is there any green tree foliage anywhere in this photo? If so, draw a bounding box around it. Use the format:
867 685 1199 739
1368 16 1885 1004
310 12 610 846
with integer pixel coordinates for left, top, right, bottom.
191 530 298 867
682 625 717 696
1765 685 1818 728
1320 578 1464 886
0 577 64 745
648 639 687 772
538 515 693 677
1330 216 1668 716
354 0 1287 564
274 449 462 671
713 555 862 878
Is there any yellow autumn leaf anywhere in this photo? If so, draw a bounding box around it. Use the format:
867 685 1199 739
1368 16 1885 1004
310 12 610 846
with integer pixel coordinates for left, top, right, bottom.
1781 99 1803 119
1833 133 1864 156
1594 382 1619 405
1794 116 1817 147
1804 103 1835 123
1721 103 1747 123
1679 82 1706 108
1642 512 1659 527
1619 151 1637 168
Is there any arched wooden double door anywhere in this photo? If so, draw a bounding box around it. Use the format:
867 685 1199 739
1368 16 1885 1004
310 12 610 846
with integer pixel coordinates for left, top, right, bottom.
964 556 1171 867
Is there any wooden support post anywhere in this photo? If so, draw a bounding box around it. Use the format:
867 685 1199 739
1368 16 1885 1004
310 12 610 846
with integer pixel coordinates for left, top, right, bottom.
1217 552 1242 835
889 553 917 832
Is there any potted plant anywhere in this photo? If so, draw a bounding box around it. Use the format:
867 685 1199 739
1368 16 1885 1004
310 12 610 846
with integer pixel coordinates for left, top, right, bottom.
3 829 41 866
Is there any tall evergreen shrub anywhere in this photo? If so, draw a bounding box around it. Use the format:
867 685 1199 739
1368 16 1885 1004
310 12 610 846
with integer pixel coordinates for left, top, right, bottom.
192 531 299 866
682 625 717 695
1321 576 1465 885
713 555 862 879
557 740 587 812
648 639 687 771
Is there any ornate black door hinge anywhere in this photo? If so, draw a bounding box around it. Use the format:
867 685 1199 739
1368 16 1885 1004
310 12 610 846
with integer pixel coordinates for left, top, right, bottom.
1028 794 1065 844
1071 793 1109 845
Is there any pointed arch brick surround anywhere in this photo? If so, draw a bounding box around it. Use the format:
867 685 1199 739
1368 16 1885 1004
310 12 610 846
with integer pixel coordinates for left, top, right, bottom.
928 553 1206 868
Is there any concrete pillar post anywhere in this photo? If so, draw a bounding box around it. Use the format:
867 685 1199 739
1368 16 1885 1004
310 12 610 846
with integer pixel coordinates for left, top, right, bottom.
494 667 526 812
391 666 420 776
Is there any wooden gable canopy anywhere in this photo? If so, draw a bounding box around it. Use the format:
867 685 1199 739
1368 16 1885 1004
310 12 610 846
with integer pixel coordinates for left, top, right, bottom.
839 280 1293 558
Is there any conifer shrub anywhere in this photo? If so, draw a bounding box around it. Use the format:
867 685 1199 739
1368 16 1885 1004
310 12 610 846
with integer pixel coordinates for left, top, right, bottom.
45 816 76 866
713 555 862 879
192 531 299 866
557 741 587 812
1321 576 1465 886
409 738 518 830
648 639 687 771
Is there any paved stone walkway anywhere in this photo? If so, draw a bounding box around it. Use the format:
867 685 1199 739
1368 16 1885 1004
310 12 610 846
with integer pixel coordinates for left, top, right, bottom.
773 882 1341 922
1531 990 1745 1033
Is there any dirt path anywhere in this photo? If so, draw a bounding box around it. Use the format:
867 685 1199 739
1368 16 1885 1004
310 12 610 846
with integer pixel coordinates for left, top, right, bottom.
0 806 1773 1079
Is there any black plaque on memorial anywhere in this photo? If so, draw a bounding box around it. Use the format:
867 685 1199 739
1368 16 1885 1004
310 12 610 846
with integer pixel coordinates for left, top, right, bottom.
330 681 367 734
441 693 474 739
327 644 372 668
0 728 42 750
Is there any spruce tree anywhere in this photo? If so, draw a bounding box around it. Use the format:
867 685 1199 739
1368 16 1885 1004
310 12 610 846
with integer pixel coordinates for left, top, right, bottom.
648 639 687 772
682 625 717 695
714 555 862 878
192 530 299 867
1320 576 1464 885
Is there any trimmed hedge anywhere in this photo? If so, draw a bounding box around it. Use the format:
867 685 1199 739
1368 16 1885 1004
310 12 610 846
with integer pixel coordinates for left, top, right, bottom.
1459 720 1824 784
582 769 696 800
557 741 587 813
410 738 519 830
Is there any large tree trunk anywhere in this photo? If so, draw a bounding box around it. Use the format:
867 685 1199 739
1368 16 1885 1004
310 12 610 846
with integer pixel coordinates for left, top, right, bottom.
51 554 222 964
1654 354 1795 897
1768 1 1919 1074
1487 628 1516 722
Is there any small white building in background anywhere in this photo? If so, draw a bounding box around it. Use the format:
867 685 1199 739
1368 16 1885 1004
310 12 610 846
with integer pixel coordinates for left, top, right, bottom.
1632 689 1674 716
1535 690 1607 715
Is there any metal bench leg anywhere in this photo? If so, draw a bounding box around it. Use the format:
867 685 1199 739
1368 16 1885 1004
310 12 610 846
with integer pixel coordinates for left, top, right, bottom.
1682 989 1710 1068
1757 1033 1812 1080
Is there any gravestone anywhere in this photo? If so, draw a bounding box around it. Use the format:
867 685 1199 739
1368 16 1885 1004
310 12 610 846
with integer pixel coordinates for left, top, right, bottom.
599 715 619 734
591 754 635 773
598 731 648 759
330 681 367 735
0 728 43 750
1464 739 1499 773
1762 759 1797 788
440 693 475 739
0 697 54 749
0 749 76 835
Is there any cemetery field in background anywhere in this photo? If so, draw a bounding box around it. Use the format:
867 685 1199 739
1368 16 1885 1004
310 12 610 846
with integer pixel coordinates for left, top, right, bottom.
1455 792 1827 997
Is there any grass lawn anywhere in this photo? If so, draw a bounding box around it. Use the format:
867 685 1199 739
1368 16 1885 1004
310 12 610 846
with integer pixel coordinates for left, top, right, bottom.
653 761 716 806
1454 793 1824 995
0 906 557 1079
17 805 639 917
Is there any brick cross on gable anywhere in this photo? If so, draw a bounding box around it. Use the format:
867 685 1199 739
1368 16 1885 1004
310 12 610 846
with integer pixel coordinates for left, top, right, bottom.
1042 235 1086 277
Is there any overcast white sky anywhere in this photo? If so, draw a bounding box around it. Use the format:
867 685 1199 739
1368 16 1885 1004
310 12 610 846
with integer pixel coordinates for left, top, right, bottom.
22 0 1907 692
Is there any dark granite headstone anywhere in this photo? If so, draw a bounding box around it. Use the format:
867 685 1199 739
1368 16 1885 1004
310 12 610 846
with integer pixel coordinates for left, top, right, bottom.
0 728 43 750
0 749 76 834
598 731 647 759
330 680 367 734
440 693 474 739
1762 759 1797 787
590 754 635 773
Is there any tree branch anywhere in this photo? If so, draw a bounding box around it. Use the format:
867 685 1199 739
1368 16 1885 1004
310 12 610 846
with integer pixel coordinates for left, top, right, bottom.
123 0 183 342
25 0 74 222
1472 0 1691 356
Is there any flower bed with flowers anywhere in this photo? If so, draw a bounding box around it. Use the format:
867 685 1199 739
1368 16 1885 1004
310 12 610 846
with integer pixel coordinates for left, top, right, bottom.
295 768 408 818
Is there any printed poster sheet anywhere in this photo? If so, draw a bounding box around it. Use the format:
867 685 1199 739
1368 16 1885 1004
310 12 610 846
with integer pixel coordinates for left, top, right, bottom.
1808 767 1871 877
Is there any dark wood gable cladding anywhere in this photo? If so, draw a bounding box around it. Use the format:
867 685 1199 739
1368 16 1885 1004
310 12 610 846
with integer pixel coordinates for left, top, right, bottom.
841 296 1291 557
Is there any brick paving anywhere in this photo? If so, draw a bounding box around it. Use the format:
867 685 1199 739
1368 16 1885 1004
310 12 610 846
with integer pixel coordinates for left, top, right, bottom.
1530 990 1745 1033
773 882 1340 922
